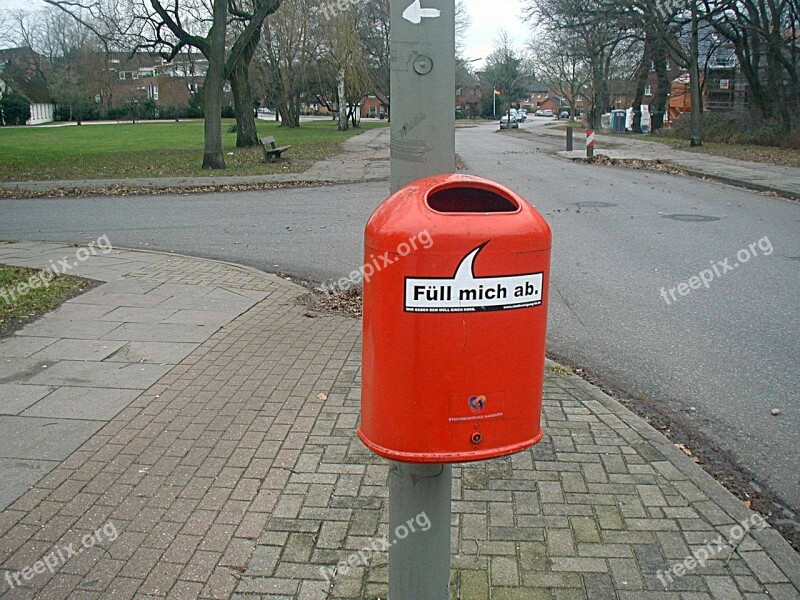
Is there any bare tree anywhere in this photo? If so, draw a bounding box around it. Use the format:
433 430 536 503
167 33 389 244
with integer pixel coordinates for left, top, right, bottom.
259 0 320 128
530 29 591 119
526 0 630 128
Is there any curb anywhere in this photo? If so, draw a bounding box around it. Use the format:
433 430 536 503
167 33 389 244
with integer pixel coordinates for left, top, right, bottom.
0 177 390 199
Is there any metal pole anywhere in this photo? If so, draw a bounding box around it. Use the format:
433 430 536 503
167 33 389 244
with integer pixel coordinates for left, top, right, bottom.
390 0 456 192
388 1 455 598
388 463 452 599
566 126 573 151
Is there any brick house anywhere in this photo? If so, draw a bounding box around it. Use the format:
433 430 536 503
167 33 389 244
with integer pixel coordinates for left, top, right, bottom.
360 92 389 119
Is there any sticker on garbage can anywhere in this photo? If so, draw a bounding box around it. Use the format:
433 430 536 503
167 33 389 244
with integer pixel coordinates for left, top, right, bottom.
404 243 543 313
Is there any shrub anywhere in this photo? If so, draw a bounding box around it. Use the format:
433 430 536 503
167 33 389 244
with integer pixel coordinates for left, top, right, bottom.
0 92 31 126
221 105 235 119
663 112 799 148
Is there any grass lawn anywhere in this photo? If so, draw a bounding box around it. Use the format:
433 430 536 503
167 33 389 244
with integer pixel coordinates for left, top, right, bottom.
632 135 800 168
0 119 386 182
0 266 94 337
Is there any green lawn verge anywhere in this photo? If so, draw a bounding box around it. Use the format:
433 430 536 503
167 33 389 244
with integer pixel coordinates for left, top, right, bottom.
0 266 95 336
0 119 386 182
634 135 800 168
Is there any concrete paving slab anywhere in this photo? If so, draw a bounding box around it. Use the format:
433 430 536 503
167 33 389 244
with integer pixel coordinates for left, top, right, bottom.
28 339 126 361
0 458 59 511
21 386 140 421
161 309 242 326
0 416 102 461
67 289 174 308
99 306 178 323
104 341 199 364
27 360 172 389
92 280 164 294
101 322 215 343
0 336 59 358
15 318 121 340
0 357 51 384
47 302 115 321
0 384 55 415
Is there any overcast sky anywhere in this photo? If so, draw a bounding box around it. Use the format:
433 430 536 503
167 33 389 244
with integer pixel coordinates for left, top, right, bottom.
2 0 533 66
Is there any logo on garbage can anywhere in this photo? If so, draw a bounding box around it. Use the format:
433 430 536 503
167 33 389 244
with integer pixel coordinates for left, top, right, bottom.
404 242 543 313
468 395 487 410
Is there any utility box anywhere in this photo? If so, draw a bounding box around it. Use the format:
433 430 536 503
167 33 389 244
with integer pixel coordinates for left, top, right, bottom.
359 174 552 463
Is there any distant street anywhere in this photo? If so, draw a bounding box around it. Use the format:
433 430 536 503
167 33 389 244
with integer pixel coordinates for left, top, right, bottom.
1 121 798 520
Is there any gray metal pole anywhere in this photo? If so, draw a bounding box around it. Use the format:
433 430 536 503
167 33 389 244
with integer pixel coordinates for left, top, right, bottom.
388 463 452 599
388 1 455 598
390 0 456 193
566 126 573 152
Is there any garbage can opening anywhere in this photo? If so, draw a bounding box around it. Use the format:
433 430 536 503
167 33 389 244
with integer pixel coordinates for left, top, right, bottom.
427 186 519 214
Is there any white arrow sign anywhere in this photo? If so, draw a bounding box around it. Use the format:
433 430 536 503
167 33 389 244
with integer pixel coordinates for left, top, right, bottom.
402 0 441 24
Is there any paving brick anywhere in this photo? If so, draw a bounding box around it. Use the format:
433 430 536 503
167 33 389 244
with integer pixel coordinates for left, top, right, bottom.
0 245 797 600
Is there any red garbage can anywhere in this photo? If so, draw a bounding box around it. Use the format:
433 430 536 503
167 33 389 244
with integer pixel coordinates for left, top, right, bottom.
359 174 552 463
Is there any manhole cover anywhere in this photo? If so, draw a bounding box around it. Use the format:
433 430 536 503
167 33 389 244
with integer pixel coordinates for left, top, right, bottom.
662 214 721 222
575 201 617 208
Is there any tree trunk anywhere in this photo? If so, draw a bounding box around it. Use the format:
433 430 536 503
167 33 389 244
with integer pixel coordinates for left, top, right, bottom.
337 68 348 131
231 29 260 148
689 0 703 147
202 0 228 169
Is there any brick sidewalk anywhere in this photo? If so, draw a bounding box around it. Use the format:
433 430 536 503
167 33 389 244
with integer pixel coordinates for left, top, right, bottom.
1 251 799 599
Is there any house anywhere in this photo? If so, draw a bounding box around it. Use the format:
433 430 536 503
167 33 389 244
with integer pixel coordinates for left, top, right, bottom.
360 92 389 119
103 52 211 112
0 47 55 125
524 82 551 109
455 84 482 117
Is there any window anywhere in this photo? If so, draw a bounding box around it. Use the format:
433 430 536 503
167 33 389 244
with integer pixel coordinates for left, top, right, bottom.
223 81 231 93
665 60 671 70
188 83 199 93
456 87 462 96
148 85 158 100
720 79 730 90
370 105 377 116
650 61 655 71
645 85 653 96
576 94 583 101
616 96 622 103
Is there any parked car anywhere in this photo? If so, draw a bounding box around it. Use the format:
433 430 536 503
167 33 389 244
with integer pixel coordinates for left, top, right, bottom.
543 109 554 117
500 115 519 129
516 111 527 122
534 109 545 117
559 110 570 119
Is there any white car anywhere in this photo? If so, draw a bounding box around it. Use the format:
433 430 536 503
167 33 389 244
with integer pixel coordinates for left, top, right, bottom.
500 115 519 129
542 109 554 117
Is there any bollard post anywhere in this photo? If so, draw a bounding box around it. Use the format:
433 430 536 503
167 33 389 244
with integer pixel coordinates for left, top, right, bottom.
566 126 573 152
586 129 595 159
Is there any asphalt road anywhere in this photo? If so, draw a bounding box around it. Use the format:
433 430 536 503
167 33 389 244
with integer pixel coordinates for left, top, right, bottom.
1 121 798 519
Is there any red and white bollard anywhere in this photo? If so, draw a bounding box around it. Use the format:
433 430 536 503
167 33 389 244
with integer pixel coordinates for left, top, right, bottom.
586 129 595 159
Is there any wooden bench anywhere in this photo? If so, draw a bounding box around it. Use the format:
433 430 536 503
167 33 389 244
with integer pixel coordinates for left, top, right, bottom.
259 136 292 162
